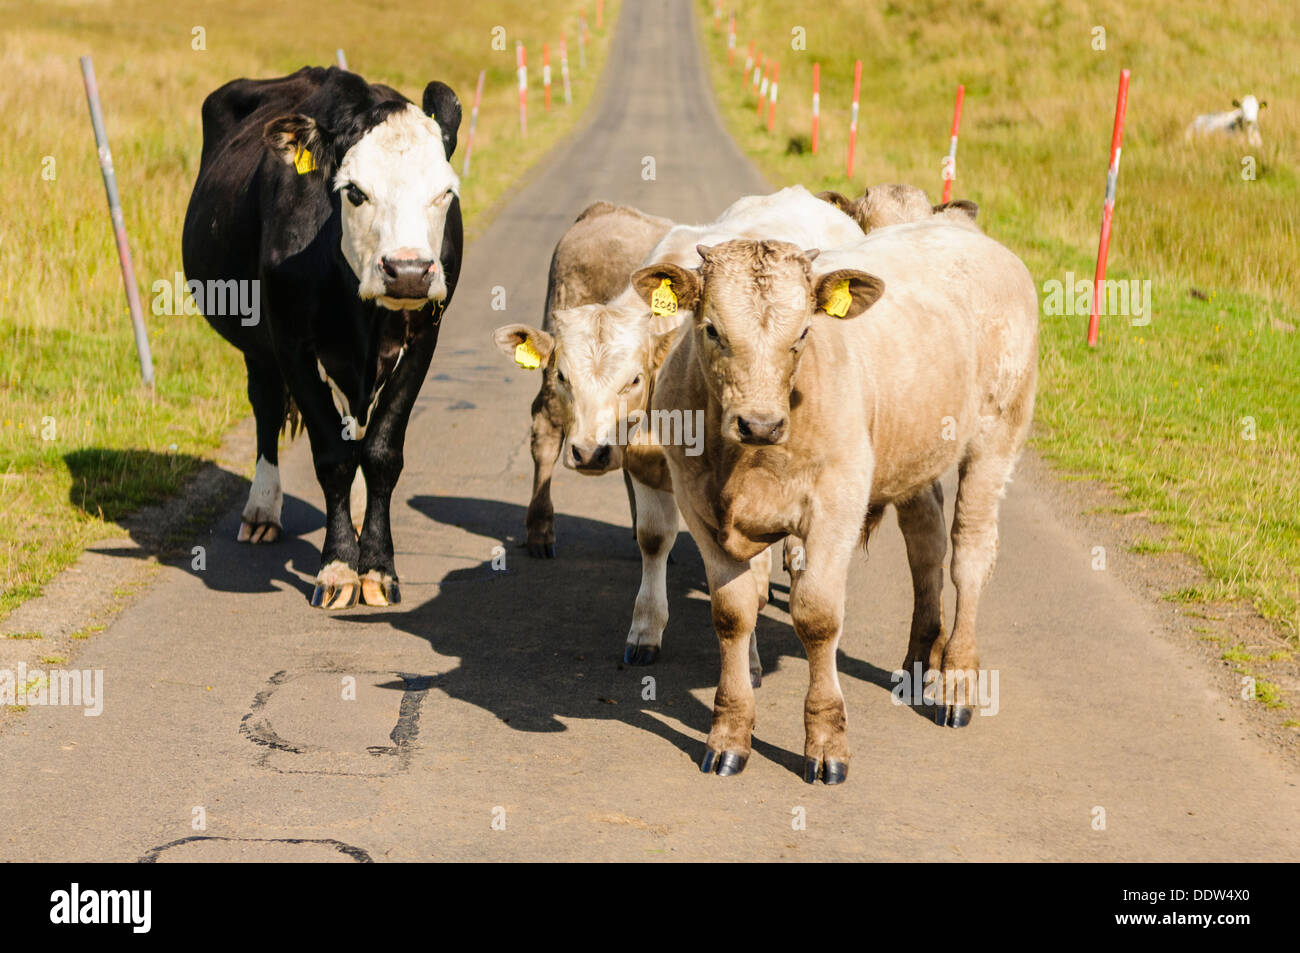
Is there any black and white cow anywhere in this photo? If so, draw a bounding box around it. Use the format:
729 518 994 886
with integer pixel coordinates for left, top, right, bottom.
182 66 463 609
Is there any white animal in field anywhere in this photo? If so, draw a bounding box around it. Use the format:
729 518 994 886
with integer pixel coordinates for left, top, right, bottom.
1185 95 1266 147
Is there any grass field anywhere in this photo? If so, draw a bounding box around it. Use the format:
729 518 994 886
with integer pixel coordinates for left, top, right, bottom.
698 0 1300 650
0 0 619 619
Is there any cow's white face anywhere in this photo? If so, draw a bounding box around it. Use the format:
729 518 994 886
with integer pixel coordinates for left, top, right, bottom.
1239 95 1260 124
334 104 459 309
551 303 664 474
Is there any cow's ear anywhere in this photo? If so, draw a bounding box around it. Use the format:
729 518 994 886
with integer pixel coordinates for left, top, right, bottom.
934 199 979 221
264 114 329 175
1232 99 1241 108
422 82 462 159
492 324 553 369
1259 100 1267 108
816 190 855 214
814 269 885 319
631 262 700 316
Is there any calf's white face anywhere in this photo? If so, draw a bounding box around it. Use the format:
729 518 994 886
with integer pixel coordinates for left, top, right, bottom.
1238 94 1261 124
335 104 459 309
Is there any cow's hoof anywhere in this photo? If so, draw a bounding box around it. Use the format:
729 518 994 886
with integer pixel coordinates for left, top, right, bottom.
937 704 974 728
700 748 747 777
750 666 762 689
623 643 659 665
310 562 360 610
802 757 849 785
237 520 281 544
360 571 401 607
526 540 555 558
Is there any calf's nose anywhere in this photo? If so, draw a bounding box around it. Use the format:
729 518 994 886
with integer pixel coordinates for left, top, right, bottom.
379 251 438 298
736 414 786 445
570 442 612 471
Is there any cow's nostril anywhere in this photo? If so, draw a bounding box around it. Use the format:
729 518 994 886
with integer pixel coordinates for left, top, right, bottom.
380 258 399 279
737 417 753 439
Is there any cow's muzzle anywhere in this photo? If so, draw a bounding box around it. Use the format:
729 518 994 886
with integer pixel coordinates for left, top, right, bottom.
378 252 438 300
569 441 615 473
732 413 787 446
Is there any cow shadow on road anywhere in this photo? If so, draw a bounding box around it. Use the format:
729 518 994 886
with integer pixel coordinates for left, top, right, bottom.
334 494 821 776
64 447 323 601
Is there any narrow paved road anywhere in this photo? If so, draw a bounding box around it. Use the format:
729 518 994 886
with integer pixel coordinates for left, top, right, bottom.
3 0 1297 862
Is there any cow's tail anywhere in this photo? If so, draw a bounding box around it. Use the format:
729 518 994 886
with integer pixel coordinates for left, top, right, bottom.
281 388 304 439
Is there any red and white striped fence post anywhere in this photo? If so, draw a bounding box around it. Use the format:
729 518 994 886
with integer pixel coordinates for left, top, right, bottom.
752 52 762 95
941 83 965 203
811 62 820 154
714 2 721 31
744 40 754 76
1087 68 1131 348
768 61 779 131
461 68 485 177
597 0 603 29
80 55 154 386
543 43 552 111
516 42 528 137
728 13 736 65
846 59 862 179
757 60 770 117
578 12 588 70
560 36 572 106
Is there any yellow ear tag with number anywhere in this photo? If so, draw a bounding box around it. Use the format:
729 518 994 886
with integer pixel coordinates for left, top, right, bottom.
294 145 317 175
650 278 677 317
514 339 542 369
824 279 852 318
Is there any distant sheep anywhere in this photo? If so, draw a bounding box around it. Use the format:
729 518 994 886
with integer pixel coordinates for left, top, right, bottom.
1186 95 1266 147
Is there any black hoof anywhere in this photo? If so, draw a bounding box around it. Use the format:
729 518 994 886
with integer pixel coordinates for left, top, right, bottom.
948 705 974 728
822 759 848 785
701 748 747 776
623 644 659 666
750 668 762 689
526 541 556 558
803 758 821 784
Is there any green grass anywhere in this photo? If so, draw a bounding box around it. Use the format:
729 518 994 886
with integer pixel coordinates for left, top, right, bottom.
699 0 1300 644
0 0 620 619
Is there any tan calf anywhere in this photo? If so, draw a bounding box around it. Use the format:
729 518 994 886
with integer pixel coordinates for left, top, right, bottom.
638 220 1037 784
493 201 673 557
818 182 979 231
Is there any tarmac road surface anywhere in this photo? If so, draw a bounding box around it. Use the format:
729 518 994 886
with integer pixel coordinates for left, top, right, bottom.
2 0 1297 862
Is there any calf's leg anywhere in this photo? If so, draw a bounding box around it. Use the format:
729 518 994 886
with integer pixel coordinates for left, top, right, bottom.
896 481 947 678
525 378 564 558
789 525 857 784
624 477 678 665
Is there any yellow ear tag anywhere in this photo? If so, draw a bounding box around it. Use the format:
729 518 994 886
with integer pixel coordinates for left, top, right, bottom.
824 279 852 318
294 146 317 175
650 278 678 317
514 339 542 369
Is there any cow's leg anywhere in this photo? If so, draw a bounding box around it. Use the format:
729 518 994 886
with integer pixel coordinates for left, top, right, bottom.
624 477 677 666
238 354 286 544
525 378 564 558
356 323 440 607
682 509 760 777
789 523 857 785
746 545 772 688
941 450 1018 728
275 353 363 609
897 481 947 685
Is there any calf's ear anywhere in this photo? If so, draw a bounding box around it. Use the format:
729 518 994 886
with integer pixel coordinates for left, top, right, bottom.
264 114 330 175
814 269 885 319
934 199 979 221
1259 100 1267 108
1232 99 1241 108
422 82 462 159
492 324 554 369
631 262 701 316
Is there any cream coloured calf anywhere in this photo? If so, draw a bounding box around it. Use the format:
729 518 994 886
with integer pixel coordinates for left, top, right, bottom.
638 220 1037 783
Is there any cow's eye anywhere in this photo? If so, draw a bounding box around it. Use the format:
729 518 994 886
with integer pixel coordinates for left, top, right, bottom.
793 326 810 349
345 184 368 207
704 323 720 341
433 188 454 207
621 374 642 393
555 368 567 385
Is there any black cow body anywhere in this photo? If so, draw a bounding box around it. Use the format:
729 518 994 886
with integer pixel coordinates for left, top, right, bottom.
182 66 463 608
